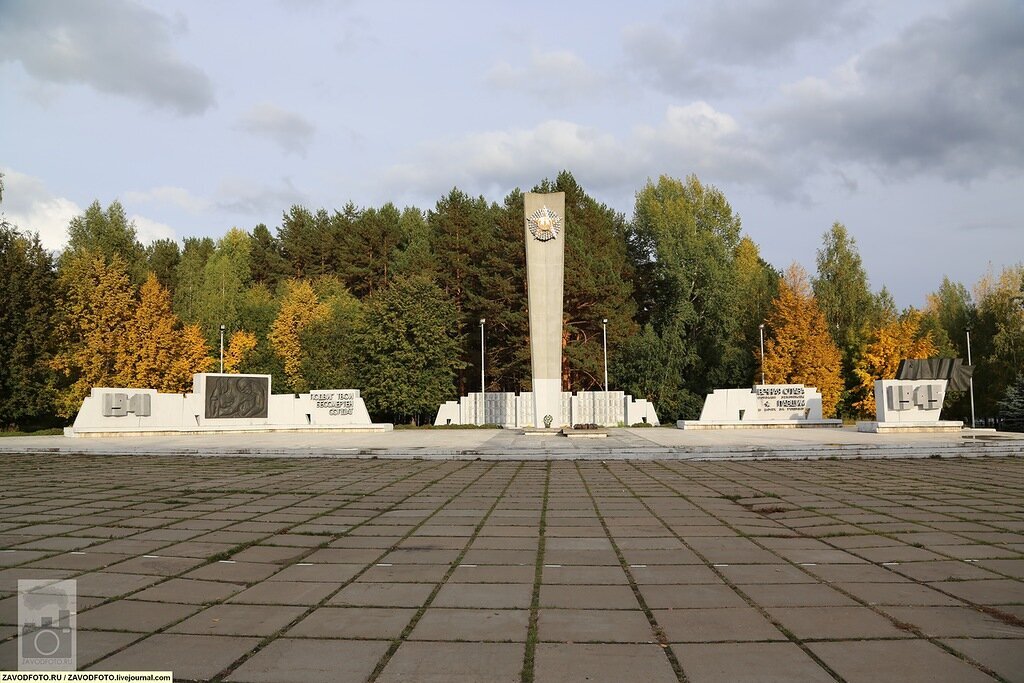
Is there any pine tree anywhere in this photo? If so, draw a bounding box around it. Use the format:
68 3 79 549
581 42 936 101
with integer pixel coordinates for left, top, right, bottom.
851 310 938 417
762 264 844 418
0 223 59 428
998 375 1024 432
145 238 180 292
339 203 406 297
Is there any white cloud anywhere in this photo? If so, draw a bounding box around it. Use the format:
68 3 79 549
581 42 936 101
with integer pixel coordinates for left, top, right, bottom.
1 168 82 250
384 102 788 200
235 103 316 155
123 186 209 213
128 214 177 244
386 119 636 195
0 0 214 115
486 49 606 104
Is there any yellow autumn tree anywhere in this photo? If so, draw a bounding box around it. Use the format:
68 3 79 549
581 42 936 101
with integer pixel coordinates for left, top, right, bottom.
224 330 258 373
762 264 844 417
117 273 214 392
268 279 330 392
52 252 136 416
167 324 215 390
852 309 938 417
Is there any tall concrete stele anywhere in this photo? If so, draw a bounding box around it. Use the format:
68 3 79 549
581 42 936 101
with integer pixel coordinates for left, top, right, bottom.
524 192 566 428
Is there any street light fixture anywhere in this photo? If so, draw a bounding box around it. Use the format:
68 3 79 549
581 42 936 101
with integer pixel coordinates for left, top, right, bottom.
480 318 486 426
219 324 226 373
966 325 975 429
758 323 765 386
602 318 609 391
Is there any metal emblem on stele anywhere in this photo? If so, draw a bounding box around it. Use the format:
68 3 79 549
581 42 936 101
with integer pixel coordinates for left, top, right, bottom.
527 205 561 241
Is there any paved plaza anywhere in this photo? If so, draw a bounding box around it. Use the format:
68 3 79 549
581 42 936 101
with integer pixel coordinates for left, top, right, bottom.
0 451 1022 681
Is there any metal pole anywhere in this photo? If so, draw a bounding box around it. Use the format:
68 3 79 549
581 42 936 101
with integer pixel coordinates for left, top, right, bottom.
758 323 765 385
480 318 486 426
966 327 975 429
602 318 608 391
219 324 225 373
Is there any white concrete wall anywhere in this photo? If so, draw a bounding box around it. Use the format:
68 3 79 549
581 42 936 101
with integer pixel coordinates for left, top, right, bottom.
70 377 384 434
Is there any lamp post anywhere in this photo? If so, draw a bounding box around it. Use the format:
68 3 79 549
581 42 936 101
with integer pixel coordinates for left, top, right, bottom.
966 325 975 429
479 318 486 426
758 323 765 386
219 324 226 373
602 318 609 391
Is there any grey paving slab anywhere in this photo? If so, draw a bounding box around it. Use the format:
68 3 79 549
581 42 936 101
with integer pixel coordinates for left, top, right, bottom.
673 642 835 683
226 638 389 683
168 603 306 636
538 608 656 643
78 599 196 632
433 582 532 608
879 605 1024 638
765 606 913 640
376 642 524 683
90 633 260 680
539 584 639 609
534 643 678 683
808 639 998 683
329 582 434 607
656 607 785 642
943 638 1024 683
287 606 416 639
409 608 530 642
132 577 246 604
227 580 337 605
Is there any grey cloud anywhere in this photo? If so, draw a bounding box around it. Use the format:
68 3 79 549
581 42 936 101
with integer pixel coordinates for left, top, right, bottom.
235 103 316 155
762 0 1024 179
215 176 308 215
0 0 214 115
623 0 865 96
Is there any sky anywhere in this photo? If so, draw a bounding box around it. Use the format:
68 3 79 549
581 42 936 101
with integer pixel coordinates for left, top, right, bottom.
1 0 1021 308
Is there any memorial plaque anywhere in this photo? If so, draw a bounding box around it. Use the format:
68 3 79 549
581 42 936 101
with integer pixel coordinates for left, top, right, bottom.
755 384 808 419
205 375 269 419
310 390 356 417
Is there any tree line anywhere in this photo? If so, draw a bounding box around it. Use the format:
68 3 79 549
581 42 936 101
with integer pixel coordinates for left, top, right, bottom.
1 171 1021 429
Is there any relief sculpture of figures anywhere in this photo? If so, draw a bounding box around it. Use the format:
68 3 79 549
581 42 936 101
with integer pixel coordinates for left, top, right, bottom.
205 376 269 419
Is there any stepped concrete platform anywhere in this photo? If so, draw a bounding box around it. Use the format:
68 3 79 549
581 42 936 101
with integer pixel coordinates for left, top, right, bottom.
0 426 1021 460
